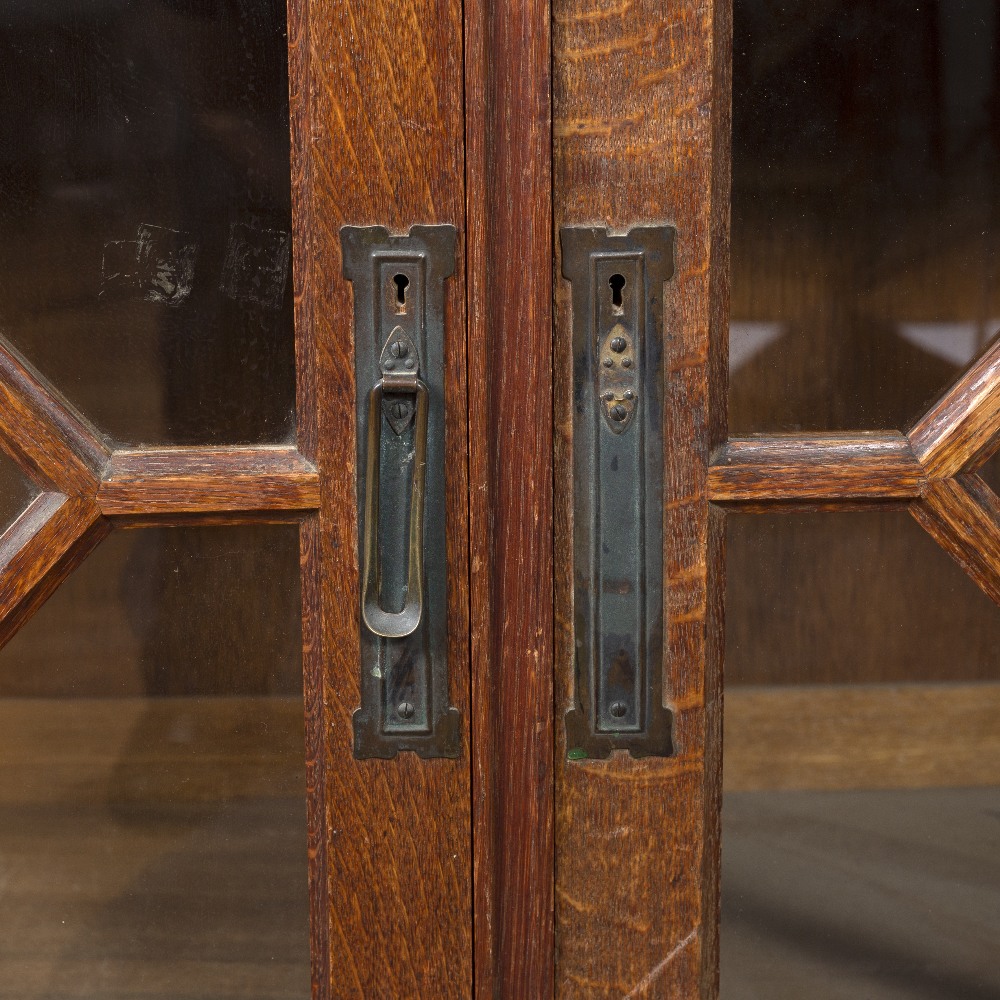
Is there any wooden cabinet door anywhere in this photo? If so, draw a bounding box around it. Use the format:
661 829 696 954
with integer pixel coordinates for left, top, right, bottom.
11 1 998 998
0 4 323 1000
550 2 730 997
301 0 728 994
715 4 1000 998
0 0 729 997
305 1 1000 995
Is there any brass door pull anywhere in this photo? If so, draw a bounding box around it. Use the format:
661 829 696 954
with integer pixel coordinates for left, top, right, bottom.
342 224 462 760
561 225 676 760
361 329 429 638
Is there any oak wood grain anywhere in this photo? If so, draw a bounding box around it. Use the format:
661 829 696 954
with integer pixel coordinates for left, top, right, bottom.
553 1 731 997
285 9 331 992
289 1 472 996
701 23 732 994
719 499 915 515
296 516 330 1000
0 493 109 650
709 433 925 504
101 512 314 529
724 683 1000 793
99 447 320 517
288 0 318 473
0 342 108 495
909 332 1000 478
910 474 1000 607
465 0 554 995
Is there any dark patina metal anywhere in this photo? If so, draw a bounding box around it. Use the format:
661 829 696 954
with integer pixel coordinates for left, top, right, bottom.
342 225 461 759
561 225 676 759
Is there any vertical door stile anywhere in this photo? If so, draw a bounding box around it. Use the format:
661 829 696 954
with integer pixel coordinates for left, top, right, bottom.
552 1 731 997
465 0 556 996
289 1 473 996
287 4 329 998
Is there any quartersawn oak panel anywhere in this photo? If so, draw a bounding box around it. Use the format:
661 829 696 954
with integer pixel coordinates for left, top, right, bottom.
553 1 731 997
288 1 472 996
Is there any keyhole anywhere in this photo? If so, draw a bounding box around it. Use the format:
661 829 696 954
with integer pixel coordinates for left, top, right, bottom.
609 273 625 313
393 273 409 313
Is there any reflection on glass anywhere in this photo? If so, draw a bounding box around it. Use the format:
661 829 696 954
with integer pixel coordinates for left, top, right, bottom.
726 512 1000 686
722 789 1000 999
722 512 1000 997
0 451 37 534
0 525 309 998
731 1 1000 432
0 2 296 445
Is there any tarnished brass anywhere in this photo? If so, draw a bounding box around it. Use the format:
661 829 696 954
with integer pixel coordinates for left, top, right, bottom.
561 225 676 759
361 341 428 639
342 225 461 760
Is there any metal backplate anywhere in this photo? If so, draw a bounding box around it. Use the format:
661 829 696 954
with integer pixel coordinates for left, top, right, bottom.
561 225 676 759
342 225 461 759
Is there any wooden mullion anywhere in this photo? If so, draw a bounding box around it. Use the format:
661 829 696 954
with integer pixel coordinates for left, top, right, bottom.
719 499 916 515
107 512 314 529
909 333 1000 478
0 492 108 649
911 474 1000 607
709 432 926 506
99 446 320 517
0 342 108 495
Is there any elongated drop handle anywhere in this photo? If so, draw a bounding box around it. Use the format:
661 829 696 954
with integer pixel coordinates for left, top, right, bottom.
361 378 428 638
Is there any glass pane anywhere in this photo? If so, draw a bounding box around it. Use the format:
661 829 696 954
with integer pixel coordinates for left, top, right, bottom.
0 525 310 998
0 452 37 534
0 3 296 446
976 451 1000 494
722 512 1000 997
722 788 1000 999
726 512 1000 685
731 1 1000 432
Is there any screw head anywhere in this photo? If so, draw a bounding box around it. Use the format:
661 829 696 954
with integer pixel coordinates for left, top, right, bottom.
390 340 408 358
610 336 627 353
603 357 614 368
610 701 627 719
624 389 635 400
397 701 415 720
404 358 415 369
390 401 408 420
384 360 395 371
610 403 627 421
602 390 614 401
622 357 633 368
